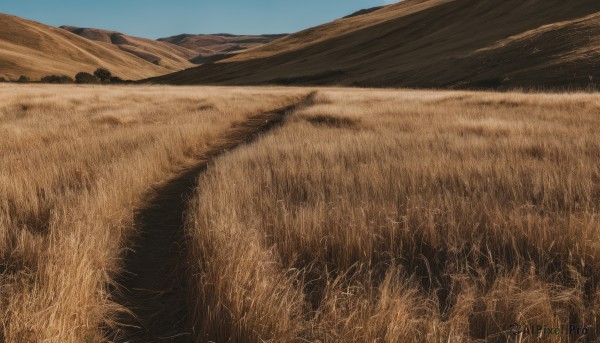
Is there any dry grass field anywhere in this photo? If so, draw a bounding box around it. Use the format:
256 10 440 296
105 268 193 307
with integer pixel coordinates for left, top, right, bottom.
186 89 600 342
0 84 306 342
1 85 599 343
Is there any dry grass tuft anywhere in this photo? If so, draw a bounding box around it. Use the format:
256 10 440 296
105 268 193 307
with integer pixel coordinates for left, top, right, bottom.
303 114 361 129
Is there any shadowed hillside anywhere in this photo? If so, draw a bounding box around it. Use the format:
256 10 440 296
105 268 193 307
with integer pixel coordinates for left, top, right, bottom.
148 0 600 89
0 14 181 80
61 26 197 70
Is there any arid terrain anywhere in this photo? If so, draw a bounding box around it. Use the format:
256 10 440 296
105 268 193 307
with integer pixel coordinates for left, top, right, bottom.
0 14 183 81
0 85 307 342
158 33 286 63
3 0 600 89
0 17 283 82
150 0 600 89
1 85 599 342
2 0 600 342
158 33 286 55
60 26 198 71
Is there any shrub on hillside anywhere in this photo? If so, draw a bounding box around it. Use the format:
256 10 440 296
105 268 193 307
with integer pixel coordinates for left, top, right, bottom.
109 76 126 84
94 68 112 83
41 75 73 84
17 75 30 83
75 72 99 84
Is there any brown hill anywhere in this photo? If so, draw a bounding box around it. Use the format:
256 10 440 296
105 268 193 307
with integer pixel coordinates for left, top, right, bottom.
149 0 600 89
61 26 197 70
157 33 286 59
0 14 179 81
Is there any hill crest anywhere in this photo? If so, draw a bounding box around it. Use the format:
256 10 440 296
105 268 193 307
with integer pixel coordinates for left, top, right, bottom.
60 26 197 71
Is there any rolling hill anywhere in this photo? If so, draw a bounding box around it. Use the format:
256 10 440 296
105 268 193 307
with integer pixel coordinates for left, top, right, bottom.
158 33 286 64
61 26 197 71
158 33 286 55
0 14 180 81
149 0 600 89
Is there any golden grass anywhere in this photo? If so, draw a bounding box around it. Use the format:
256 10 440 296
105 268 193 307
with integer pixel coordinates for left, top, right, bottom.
186 88 600 342
2 85 600 342
0 84 305 342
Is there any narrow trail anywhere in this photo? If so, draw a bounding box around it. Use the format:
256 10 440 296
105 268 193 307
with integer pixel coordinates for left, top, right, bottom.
106 92 316 343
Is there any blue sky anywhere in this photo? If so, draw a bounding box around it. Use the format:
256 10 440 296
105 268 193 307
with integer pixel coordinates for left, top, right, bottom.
0 1 396 39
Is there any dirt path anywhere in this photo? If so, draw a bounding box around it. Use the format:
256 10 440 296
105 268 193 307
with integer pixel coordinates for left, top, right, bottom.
106 93 315 343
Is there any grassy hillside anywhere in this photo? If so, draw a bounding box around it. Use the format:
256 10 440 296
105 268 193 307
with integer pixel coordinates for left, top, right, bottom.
149 0 600 89
158 33 286 55
61 26 197 71
0 14 179 80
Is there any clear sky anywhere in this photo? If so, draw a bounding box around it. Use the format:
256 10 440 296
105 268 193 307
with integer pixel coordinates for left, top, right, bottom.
0 1 397 39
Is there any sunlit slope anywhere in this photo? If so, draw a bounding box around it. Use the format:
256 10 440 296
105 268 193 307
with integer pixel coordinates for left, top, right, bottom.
61 26 197 71
0 14 174 80
149 0 600 89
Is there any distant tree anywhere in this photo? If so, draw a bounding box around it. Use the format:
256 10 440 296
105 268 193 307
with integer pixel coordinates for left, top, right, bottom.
94 68 112 83
75 72 99 84
109 76 125 84
40 75 54 83
17 75 30 83
41 75 73 84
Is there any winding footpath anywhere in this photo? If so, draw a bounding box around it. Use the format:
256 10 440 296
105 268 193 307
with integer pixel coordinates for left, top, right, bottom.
106 92 316 342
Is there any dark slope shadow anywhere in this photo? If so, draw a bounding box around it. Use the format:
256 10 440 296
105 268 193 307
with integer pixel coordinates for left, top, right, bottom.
105 92 316 343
